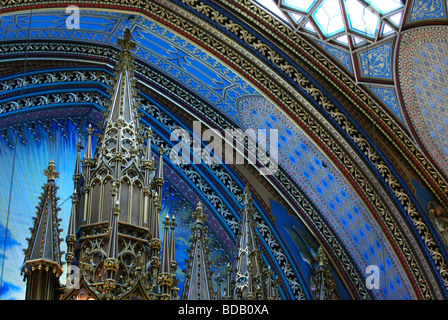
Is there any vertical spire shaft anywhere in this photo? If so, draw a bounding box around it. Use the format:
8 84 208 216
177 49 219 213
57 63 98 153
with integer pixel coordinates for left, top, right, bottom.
149 191 161 294
81 124 94 225
84 124 94 162
155 145 165 198
230 186 270 300
66 189 78 266
170 215 177 274
151 192 160 239
159 215 173 299
108 201 120 260
161 215 171 274
95 28 142 167
73 138 83 187
182 202 214 300
103 196 120 298
21 160 63 300
170 215 179 299
142 129 155 227
66 139 83 265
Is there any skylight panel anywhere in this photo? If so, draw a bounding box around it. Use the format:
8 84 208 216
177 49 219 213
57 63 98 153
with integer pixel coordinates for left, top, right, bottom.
388 11 403 26
303 20 317 33
364 0 403 15
336 34 349 45
312 0 345 36
344 0 380 38
381 22 394 36
282 0 318 13
289 12 304 24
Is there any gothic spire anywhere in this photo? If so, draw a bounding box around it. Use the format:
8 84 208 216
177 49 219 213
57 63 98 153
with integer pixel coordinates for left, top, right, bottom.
157 145 165 180
66 139 83 264
159 214 176 299
170 215 177 274
22 160 63 265
52 28 180 301
231 186 269 300
107 28 137 124
65 189 78 265
182 202 214 300
73 138 82 186
96 28 142 167
21 160 63 299
161 215 172 274
84 124 94 161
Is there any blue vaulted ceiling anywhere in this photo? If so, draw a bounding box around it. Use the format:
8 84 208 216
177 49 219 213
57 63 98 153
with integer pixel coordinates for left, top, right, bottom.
1 0 448 300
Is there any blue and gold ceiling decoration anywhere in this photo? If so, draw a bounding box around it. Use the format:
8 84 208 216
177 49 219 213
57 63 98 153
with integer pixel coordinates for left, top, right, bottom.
0 0 448 300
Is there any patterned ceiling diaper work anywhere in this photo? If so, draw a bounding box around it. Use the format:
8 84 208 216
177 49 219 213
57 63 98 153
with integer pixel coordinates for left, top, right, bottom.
398 27 448 175
237 96 415 300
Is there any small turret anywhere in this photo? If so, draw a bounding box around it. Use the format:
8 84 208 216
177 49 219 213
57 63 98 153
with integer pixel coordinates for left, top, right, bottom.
21 160 64 300
182 202 215 300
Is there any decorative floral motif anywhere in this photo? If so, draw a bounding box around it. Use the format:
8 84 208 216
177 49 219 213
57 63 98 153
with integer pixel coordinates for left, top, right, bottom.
370 87 405 124
409 0 446 22
359 42 393 79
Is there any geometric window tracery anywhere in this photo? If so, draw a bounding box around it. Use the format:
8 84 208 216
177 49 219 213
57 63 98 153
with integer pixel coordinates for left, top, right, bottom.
255 0 404 49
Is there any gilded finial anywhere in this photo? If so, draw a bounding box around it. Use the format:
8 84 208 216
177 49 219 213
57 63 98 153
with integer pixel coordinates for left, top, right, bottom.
86 124 94 135
75 138 83 152
163 214 170 226
193 201 206 224
43 159 59 181
117 28 136 51
146 128 153 139
243 185 252 204
196 201 203 214
158 144 165 155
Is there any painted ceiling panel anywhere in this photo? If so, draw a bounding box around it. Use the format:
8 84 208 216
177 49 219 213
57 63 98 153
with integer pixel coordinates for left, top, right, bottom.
398 26 448 179
408 0 446 23
0 0 448 301
238 96 415 299
358 41 394 80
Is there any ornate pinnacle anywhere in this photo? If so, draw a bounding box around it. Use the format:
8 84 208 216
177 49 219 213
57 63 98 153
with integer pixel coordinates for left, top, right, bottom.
156 145 165 180
163 214 170 227
84 124 94 162
158 144 166 155
43 159 59 181
146 128 153 139
192 202 206 224
75 138 83 152
316 246 328 266
86 123 95 135
117 28 136 51
243 185 252 205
